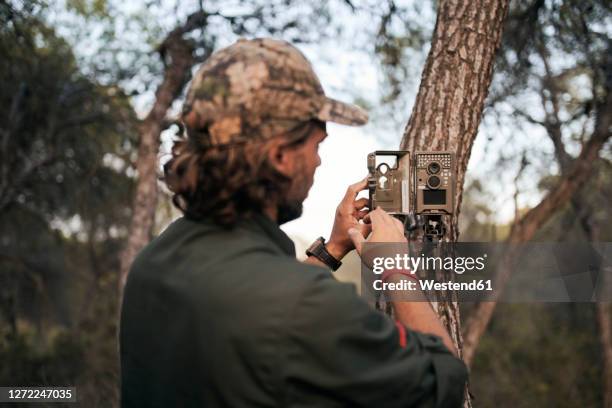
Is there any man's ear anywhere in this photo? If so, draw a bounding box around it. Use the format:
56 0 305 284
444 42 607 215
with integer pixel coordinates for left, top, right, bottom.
267 138 294 177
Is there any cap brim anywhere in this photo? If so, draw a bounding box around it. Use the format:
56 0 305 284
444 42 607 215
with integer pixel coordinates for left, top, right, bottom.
316 96 369 126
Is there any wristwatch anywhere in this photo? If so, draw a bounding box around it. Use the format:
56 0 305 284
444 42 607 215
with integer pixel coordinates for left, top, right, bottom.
306 237 342 271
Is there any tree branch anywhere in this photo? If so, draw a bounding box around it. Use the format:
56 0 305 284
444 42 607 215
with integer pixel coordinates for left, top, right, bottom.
118 9 216 298
462 44 612 365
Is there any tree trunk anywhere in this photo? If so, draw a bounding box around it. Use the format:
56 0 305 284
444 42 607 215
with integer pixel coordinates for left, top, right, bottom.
587 220 612 408
399 0 510 405
566 200 612 408
555 114 612 408
598 297 612 408
117 11 213 299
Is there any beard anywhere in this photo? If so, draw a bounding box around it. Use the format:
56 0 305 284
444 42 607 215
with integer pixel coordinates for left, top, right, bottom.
276 199 303 225
276 156 313 225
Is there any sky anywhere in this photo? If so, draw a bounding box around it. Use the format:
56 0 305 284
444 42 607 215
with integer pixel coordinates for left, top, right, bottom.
48 0 561 247
278 42 506 252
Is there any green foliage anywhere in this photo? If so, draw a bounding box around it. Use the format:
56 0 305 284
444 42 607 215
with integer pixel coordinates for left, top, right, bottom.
65 0 109 18
1 0 609 406
0 3 134 405
0 3 137 221
0 324 86 386
468 303 602 408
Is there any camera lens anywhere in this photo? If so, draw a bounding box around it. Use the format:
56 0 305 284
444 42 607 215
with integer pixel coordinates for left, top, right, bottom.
427 175 441 188
427 162 441 174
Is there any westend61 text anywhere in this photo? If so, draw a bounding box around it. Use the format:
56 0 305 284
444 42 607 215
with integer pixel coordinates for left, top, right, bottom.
373 279 493 292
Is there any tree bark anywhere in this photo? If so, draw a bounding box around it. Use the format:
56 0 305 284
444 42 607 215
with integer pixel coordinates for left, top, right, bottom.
399 0 510 405
118 11 212 299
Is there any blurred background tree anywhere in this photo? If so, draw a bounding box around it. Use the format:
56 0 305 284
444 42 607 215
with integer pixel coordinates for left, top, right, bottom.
463 0 611 367
0 1 137 404
460 1 612 405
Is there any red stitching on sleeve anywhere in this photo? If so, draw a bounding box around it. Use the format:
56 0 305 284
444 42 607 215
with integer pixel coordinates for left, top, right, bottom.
395 320 407 348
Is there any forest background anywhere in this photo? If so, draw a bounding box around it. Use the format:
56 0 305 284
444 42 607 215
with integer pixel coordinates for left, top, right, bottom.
1 0 611 406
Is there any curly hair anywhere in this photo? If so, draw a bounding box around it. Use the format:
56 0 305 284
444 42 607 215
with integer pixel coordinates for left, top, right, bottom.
163 120 324 227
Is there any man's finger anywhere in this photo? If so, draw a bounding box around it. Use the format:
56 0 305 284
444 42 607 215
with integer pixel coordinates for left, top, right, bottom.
353 198 369 211
348 228 366 254
367 208 387 230
360 222 372 237
356 209 369 220
342 176 368 203
363 207 385 225
373 207 395 229
391 217 405 232
386 212 401 230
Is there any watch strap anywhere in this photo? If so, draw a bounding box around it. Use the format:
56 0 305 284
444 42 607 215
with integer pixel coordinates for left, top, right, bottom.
306 237 342 271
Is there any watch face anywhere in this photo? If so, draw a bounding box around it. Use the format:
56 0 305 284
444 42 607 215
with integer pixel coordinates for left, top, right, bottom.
305 237 341 271
307 237 325 255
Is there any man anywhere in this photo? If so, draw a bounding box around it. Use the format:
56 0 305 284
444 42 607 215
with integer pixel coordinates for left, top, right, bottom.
120 38 467 407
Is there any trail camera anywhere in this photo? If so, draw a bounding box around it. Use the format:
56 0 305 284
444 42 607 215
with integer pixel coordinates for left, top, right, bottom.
367 151 411 215
414 151 454 214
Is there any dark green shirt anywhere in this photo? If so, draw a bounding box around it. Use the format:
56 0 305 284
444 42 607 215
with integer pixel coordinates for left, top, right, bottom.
120 214 467 407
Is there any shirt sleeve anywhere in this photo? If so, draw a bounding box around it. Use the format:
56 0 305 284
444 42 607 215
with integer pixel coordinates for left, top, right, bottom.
281 272 467 408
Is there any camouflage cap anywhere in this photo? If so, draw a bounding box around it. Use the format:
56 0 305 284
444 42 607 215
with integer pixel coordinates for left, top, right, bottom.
181 38 368 146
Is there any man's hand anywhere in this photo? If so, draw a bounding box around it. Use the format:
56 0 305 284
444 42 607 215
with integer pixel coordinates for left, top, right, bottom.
326 177 372 260
348 207 458 357
347 207 406 255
